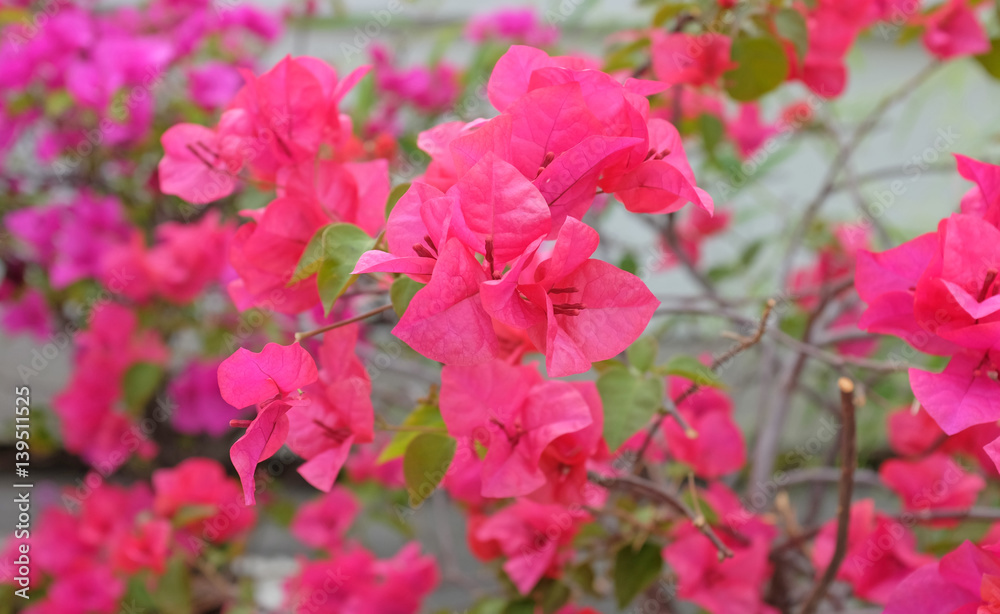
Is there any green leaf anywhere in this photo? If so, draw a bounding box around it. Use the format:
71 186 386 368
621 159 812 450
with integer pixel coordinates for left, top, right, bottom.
403 433 456 506
774 8 808 63
619 251 639 276
723 36 789 102
468 598 507 614
122 362 163 412
598 367 664 452
378 404 445 463
539 579 571 614
658 355 725 389
502 600 536 614
291 223 374 314
613 542 663 608
385 182 410 220
975 39 1000 80
699 113 726 158
627 336 658 373
390 276 425 317
652 3 690 27
151 555 193 614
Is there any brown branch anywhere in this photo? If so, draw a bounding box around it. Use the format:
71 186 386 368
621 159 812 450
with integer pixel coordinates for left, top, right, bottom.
798 377 857 614
294 303 394 342
588 471 734 560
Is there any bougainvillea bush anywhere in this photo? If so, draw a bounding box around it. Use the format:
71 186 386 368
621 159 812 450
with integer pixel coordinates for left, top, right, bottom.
4 0 1000 612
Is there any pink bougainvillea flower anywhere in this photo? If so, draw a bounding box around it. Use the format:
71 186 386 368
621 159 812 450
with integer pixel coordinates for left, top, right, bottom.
218 342 318 503
187 60 244 110
152 457 257 544
439 361 593 498
921 0 989 60
663 523 775 614
910 350 1000 436
812 499 933 604
44 565 125 614
879 453 984 524
285 324 374 492
663 376 746 479
727 104 779 160
472 500 585 594
956 154 1000 227
283 543 438 613
482 218 660 376
650 32 736 88
110 518 172 574
168 359 239 437
792 0 870 98
0 288 52 340
532 380 608 506
465 7 559 46
158 123 237 204
290 487 359 551
884 540 1000 614
887 406 945 456
913 214 1000 349
856 231 960 356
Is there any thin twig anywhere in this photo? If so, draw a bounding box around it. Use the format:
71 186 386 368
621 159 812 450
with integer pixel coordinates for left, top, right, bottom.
635 299 775 466
588 471 734 559
798 378 857 614
780 61 941 287
294 304 394 342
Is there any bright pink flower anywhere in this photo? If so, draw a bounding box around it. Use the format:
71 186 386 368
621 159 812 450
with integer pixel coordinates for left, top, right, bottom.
218 342 318 503
1 288 52 340
345 436 406 488
285 324 374 492
439 361 593 498
664 524 776 614
44 565 125 614
910 350 1000 438
169 359 238 436
812 499 932 604
921 0 989 60
956 154 1000 227
111 518 172 574
6 193 131 289
913 214 1000 349
727 104 779 159
887 406 945 456
663 376 746 479
651 32 736 88
793 0 871 97
856 232 960 356
473 500 584 594
482 218 660 376
188 60 244 109
879 453 984 524
290 487 359 551
283 543 438 613
884 541 1000 614
465 8 558 46
152 457 257 543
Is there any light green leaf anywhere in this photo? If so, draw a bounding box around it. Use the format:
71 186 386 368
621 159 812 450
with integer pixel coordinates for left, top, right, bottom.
291 223 374 314
385 182 410 220
975 39 1000 80
613 542 663 608
774 8 808 63
598 367 664 451
627 336 658 373
390 276 425 317
724 36 789 102
122 362 163 412
403 433 456 506
378 404 445 463
657 355 725 389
